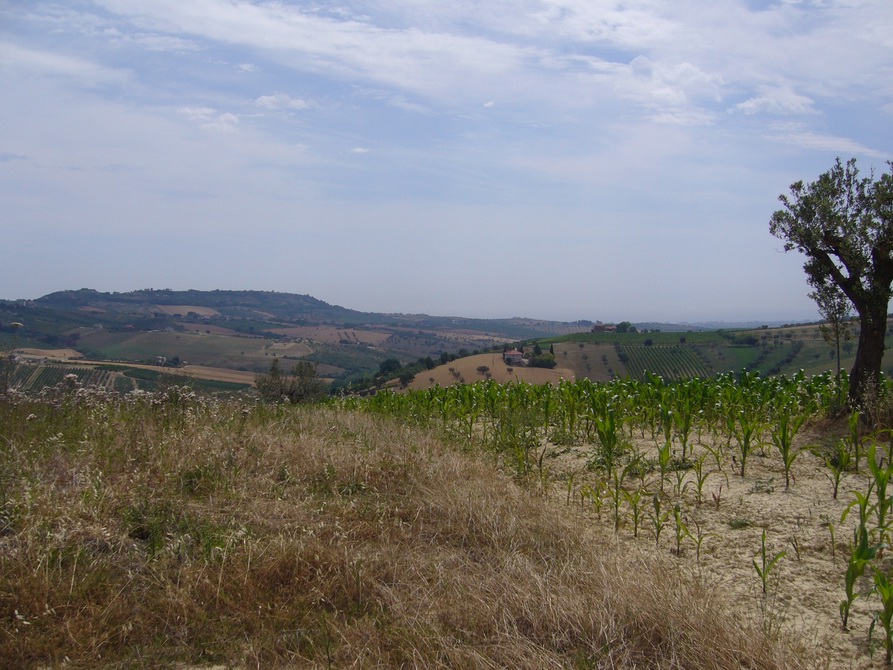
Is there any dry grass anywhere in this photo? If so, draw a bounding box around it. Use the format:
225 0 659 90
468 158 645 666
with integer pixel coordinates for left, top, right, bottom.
0 390 806 669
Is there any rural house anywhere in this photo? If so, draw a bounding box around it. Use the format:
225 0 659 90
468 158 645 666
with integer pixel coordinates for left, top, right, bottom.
503 349 524 366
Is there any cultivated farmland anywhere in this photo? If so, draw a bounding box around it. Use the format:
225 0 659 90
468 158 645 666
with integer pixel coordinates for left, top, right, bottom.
1 383 812 668
348 372 893 668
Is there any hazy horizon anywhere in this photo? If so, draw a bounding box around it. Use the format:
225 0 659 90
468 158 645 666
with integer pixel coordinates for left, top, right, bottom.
2 1 890 324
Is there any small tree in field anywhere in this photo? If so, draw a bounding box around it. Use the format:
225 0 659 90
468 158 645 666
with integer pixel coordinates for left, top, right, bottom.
812 282 852 404
770 157 893 408
256 357 325 404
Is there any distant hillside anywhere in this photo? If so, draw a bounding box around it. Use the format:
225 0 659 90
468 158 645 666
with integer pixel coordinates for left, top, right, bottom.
2 289 599 389
3 288 855 393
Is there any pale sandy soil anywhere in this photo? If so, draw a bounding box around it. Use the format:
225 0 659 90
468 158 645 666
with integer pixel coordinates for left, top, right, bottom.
543 423 889 669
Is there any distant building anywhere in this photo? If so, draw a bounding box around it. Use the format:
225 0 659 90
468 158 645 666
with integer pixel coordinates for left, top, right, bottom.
503 349 525 366
591 324 617 333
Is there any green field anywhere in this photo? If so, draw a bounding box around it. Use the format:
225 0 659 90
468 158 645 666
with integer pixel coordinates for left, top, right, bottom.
547 321 893 382
76 329 308 372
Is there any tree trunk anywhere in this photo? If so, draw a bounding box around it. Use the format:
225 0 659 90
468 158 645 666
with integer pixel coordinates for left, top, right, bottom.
849 307 888 408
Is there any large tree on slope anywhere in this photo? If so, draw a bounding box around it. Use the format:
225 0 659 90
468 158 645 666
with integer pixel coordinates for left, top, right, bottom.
770 157 893 408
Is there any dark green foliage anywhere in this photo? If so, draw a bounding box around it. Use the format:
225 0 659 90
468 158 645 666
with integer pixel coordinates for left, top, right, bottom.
256 358 325 404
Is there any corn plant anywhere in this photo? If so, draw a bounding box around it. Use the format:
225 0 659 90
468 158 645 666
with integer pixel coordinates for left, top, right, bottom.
590 405 624 472
753 529 785 596
769 407 807 490
870 568 893 665
868 441 893 542
817 438 851 500
656 439 672 494
672 504 690 557
729 408 762 478
849 409 863 471
623 486 645 538
690 516 717 564
841 524 882 630
649 493 670 548
607 457 642 532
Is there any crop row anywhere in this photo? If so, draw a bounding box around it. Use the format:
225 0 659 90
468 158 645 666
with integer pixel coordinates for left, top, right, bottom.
619 345 711 380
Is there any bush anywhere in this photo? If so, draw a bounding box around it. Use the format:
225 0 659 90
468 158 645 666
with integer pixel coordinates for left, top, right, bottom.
256 358 325 403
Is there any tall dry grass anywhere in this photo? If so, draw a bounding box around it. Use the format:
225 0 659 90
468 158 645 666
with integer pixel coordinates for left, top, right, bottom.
0 385 809 668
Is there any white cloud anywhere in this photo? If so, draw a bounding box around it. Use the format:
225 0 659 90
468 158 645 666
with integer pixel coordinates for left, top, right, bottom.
387 95 429 113
255 93 309 110
734 87 817 115
0 41 129 87
352 147 370 153
766 124 887 158
178 106 240 131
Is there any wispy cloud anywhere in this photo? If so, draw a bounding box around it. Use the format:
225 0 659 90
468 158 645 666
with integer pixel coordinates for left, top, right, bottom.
178 106 240 131
767 124 887 158
255 93 309 111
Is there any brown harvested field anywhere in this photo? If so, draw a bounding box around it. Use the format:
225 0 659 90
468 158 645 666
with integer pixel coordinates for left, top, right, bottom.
407 353 574 389
270 325 391 345
151 304 221 317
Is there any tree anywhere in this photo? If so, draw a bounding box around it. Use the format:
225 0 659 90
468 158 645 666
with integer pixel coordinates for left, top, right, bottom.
255 357 325 404
770 157 893 407
812 281 852 389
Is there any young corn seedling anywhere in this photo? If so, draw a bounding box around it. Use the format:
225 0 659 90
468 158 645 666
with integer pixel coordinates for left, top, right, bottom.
770 408 806 490
730 408 762 478
868 441 893 543
753 529 785 596
849 409 863 471
656 439 672 494
691 451 715 505
870 568 893 666
649 493 670 548
817 438 851 500
672 460 691 499
673 504 691 557
607 457 642 533
623 486 645 538
840 524 882 630
711 482 724 510
689 516 717 564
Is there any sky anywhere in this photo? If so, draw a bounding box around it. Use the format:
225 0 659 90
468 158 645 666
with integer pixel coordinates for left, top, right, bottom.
1 1 891 324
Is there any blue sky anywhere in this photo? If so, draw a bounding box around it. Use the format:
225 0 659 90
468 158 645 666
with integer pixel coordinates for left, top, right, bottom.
1 0 890 323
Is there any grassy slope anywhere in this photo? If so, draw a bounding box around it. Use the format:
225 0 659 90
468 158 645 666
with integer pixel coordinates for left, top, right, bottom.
0 395 805 669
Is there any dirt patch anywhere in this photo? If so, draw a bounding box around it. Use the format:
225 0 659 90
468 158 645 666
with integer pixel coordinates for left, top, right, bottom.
408 353 574 389
542 424 885 668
